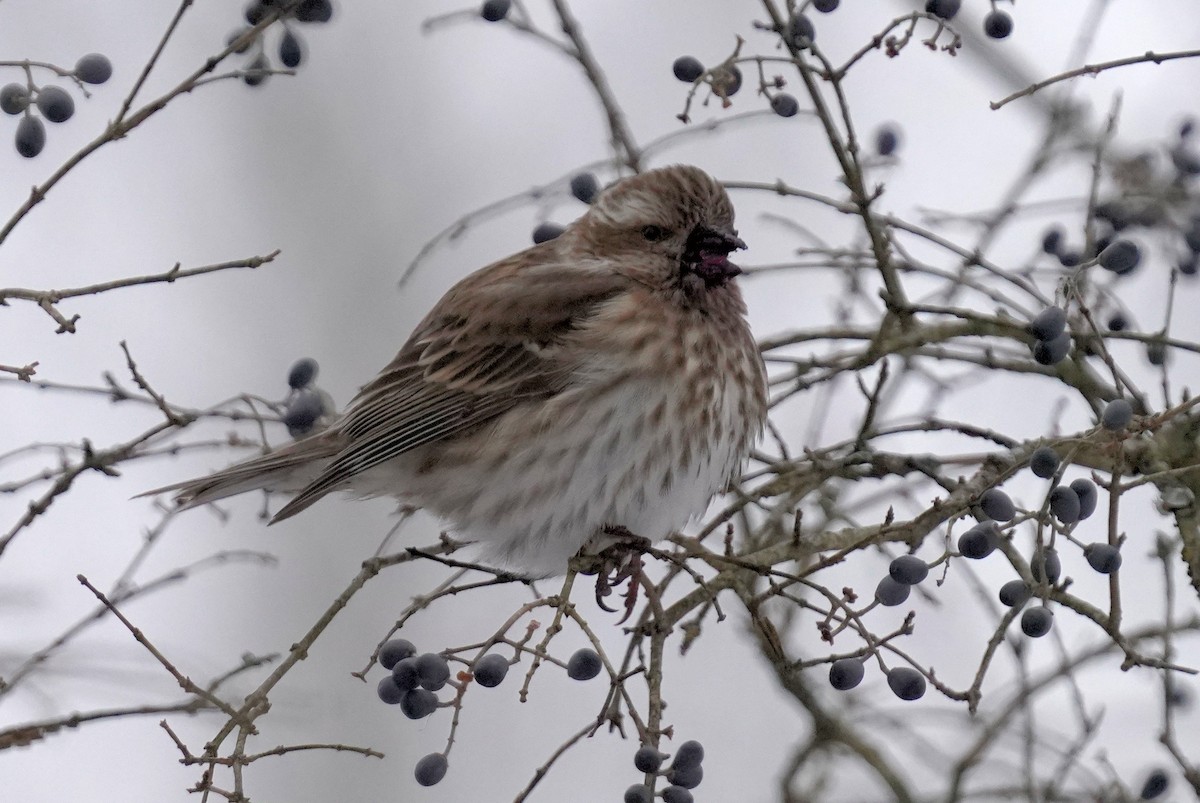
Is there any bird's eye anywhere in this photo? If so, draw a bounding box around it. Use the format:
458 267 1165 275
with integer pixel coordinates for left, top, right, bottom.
641 225 668 242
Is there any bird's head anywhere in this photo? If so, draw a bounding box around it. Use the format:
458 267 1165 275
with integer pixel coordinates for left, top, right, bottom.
576 165 745 299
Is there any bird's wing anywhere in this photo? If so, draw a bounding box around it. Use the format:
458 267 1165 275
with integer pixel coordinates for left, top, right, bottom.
270 256 624 522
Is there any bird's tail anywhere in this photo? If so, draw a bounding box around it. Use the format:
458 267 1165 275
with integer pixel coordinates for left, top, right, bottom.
137 432 343 515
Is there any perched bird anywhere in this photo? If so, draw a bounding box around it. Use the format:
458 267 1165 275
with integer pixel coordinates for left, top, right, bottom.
148 165 767 577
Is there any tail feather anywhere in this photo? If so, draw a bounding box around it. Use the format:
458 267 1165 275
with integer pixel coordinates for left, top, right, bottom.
138 433 343 513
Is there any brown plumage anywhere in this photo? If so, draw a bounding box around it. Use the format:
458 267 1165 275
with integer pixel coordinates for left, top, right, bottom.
147 165 767 577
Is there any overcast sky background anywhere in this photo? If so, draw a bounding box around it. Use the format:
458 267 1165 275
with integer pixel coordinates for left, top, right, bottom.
2 1 1200 801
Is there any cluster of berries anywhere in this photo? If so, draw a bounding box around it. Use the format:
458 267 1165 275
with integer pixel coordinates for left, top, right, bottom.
1 53 111 158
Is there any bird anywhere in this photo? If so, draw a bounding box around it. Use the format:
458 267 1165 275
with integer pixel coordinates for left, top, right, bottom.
145 165 768 578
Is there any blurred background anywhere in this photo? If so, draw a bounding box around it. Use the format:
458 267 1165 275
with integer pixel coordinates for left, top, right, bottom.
1 1 1199 800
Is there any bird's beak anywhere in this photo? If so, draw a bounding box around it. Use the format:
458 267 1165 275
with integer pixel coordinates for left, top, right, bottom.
686 225 746 286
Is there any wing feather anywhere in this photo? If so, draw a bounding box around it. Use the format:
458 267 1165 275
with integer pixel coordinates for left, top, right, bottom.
269 256 625 522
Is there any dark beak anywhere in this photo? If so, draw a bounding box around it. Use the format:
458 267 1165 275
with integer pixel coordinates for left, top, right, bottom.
684 225 746 286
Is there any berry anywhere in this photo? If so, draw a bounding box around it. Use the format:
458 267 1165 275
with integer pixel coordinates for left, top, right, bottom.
243 53 270 87
1049 486 1080 524
813 0 839 10
74 53 113 84
668 763 703 789
1096 201 1132 230
875 125 899 156
295 0 334 23
886 667 926 700
283 388 325 435
566 647 602 680
624 785 654 803
1106 312 1128 332
377 675 404 704
245 1 269 25
983 10 1013 39
1098 240 1141 275
287 357 319 389
1031 547 1061 584
979 488 1016 521
1140 768 1169 799
875 575 910 607
889 554 928 585
958 522 999 559
1057 250 1082 267
1084 543 1122 574
473 653 509 688
532 222 565 244
787 13 815 48
1179 254 1199 276
829 658 865 690
998 579 1031 608
1101 398 1133 431
400 688 439 719
569 172 600 204
1028 306 1067 342
481 0 512 22
415 652 450 691
1032 330 1071 365
279 29 303 68
414 753 448 787
771 93 799 118
662 788 694 803
1070 478 1098 520
925 0 961 20
672 56 704 83
1020 606 1053 637
379 638 416 670
0 83 28 114
1030 446 1059 479
1041 227 1063 255
633 746 665 773
15 116 46 158
1147 340 1168 366
713 65 742 96
36 86 74 123
391 657 421 691
672 740 704 770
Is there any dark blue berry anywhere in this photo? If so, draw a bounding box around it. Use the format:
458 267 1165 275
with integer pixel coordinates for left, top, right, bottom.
889 554 928 585
415 653 450 691
1032 331 1071 365
999 579 1031 608
379 638 416 670
473 653 509 688
15 116 45 158
566 648 602 680
414 753 448 786
36 86 74 123
1020 606 1053 637
875 576 910 606
979 488 1016 521
958 522 999 559
1099 240 1141 275
925 0 960 20
771 93 799 118
1101 398 1133 431
633 746 665 773
481 0 511 21
672 56 704 83
75 53 113 84
1029 306 1067 342
829 657 865 690
1041 227 1063 255
787 13 815 48
1030 446 1059 479
0 83 28 114
532 222 565 244
569 172 600 204
672 740 704 770
400 688 439 719
875 125 899 156
1070 478 1098 519
1031 547 1061 584
287 357 318 389
279 29 303 68
377 675 404 704
1084 543 1122 574
983 10 1013 39
887 667 926 700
